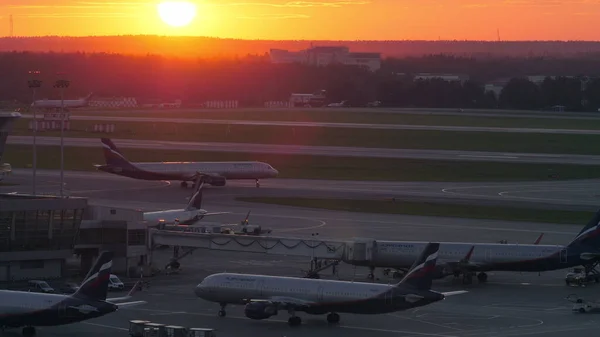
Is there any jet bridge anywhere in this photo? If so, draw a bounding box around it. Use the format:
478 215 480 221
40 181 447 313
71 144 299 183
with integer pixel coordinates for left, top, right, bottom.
149 229 350 260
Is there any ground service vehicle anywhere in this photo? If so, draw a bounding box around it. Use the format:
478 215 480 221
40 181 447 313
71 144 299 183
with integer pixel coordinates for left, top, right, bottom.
565 267 600 286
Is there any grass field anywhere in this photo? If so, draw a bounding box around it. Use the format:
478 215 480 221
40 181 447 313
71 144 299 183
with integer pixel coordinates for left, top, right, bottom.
4 144 600 182
236 197 594 224
12 119 600 155
64 108 600 130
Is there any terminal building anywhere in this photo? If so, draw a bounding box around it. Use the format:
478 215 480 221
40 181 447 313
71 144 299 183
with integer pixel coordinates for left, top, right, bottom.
270 46 382 72
0 194 87 281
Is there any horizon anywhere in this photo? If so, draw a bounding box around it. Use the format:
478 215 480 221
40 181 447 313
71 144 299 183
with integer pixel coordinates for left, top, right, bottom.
2 0 600 41
4 35 600 43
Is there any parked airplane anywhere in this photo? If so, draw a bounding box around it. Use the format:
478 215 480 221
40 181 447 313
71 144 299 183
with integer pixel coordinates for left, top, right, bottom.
347 210 600 284
0 251 145 337
31 93 93 112
195 243 466 327
146 181 229 225
95 138 279 188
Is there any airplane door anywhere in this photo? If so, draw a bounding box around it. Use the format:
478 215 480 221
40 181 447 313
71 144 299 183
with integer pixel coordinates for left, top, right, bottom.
317 286 324 301
385 287 393 305
256 280 264 296
485 249 492 262
560 248 568 264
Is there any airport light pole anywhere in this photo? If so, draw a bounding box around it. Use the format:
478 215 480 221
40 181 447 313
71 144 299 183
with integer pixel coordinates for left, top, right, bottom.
311 232 319 271
27 71 42 195
54 76 70 198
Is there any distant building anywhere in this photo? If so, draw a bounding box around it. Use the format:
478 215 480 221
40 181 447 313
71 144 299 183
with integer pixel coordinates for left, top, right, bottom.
413 73 470 84
270 46 381 72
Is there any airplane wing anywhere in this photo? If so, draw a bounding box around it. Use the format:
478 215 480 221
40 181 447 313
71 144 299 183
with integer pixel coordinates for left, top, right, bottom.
261 296 316 310
107 281 142 303
114 300 147 308
441 290 468 296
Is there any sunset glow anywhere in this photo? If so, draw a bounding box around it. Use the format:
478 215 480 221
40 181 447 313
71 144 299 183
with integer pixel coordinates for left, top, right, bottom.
2 0 600 40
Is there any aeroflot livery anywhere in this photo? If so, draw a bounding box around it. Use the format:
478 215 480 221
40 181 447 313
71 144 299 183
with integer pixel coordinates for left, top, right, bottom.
144 181 229 225
0 251 145 337
348 209 600 285
95 138 278 188
195 243 466 327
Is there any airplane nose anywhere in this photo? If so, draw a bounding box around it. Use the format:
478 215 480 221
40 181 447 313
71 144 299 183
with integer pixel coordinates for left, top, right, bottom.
194 284 206 298
272 168 279 176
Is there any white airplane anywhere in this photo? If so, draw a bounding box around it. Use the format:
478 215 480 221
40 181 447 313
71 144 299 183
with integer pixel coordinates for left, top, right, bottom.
195 243 466 327
145 181 229 225
0 251 145 337
96 138 279 188
31 93 93 111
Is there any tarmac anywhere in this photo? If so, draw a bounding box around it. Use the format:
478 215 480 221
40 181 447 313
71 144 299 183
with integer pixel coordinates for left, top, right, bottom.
8 135 600 165
3 170 600 336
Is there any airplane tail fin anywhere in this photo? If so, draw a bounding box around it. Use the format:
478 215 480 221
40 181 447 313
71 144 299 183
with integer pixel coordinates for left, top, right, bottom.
100 138 136 169
185 181 204 211
73 251 114 301
567 209 600 248
84 92 94 101
398 243 439 291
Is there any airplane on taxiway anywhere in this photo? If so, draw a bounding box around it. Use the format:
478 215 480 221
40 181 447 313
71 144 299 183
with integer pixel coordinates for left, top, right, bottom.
194 242 467 327
31 93 93 112
347 209 600 284
0 251 145 337
95 138 279 188
144 180 230 225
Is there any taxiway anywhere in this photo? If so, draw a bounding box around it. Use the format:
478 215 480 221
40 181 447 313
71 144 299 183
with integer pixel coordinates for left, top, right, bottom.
8 136 600 165
19 114 600 135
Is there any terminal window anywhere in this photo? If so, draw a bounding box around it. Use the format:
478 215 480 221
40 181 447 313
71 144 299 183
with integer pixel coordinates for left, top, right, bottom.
128 229 146 246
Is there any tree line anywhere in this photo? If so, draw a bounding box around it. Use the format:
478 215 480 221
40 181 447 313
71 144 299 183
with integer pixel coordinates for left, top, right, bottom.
1 51 599 111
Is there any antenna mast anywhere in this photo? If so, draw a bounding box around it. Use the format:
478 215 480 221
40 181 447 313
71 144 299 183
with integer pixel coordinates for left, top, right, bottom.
497 28 501 42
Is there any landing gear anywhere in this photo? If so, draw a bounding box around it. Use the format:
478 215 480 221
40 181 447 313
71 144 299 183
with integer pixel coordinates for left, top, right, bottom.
326 312 340 324
180 181 188 188
477 272 488 283
22 326 36 337
462 273 473 285
218 303 227 317
255 179 260 188
367 266 375 280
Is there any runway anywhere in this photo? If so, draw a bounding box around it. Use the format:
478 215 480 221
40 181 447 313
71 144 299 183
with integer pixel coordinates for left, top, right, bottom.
4 169 600 336
19 114 600 135
9 135 600 165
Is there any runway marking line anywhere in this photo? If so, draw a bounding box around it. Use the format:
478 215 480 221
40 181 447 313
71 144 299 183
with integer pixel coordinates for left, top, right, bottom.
128 308 457 336
81 322 128 331
387 313 464 331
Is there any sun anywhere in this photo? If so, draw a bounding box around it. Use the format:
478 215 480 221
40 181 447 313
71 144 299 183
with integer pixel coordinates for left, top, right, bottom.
157 1 197 27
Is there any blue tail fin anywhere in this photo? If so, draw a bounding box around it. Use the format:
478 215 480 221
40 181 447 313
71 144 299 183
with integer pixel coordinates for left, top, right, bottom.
398 243 440 290
73 251 114 301
567 209 600 248
100 138 137 170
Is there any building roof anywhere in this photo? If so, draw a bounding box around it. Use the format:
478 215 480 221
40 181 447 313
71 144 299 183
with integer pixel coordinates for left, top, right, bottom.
308 46 349 53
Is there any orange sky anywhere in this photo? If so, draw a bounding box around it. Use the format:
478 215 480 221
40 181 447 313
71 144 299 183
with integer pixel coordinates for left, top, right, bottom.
1 0 600 40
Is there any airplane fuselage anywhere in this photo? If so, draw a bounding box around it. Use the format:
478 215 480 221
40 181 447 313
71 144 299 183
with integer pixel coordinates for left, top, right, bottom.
195 273 444 315
32 99 88 109
347 241 595 274
0 290 117 328
98 161 278 182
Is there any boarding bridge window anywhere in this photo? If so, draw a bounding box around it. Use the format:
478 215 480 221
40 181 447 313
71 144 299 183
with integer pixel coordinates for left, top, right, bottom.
128 229 146 246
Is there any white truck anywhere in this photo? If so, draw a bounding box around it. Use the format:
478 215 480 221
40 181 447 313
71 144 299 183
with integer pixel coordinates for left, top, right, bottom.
566 294 600 313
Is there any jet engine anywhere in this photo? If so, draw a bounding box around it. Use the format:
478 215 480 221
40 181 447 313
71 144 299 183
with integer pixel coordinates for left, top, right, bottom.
244 301 278 320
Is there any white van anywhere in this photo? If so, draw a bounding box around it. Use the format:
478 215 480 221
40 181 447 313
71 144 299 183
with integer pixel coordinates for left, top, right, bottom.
108 274 124 290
